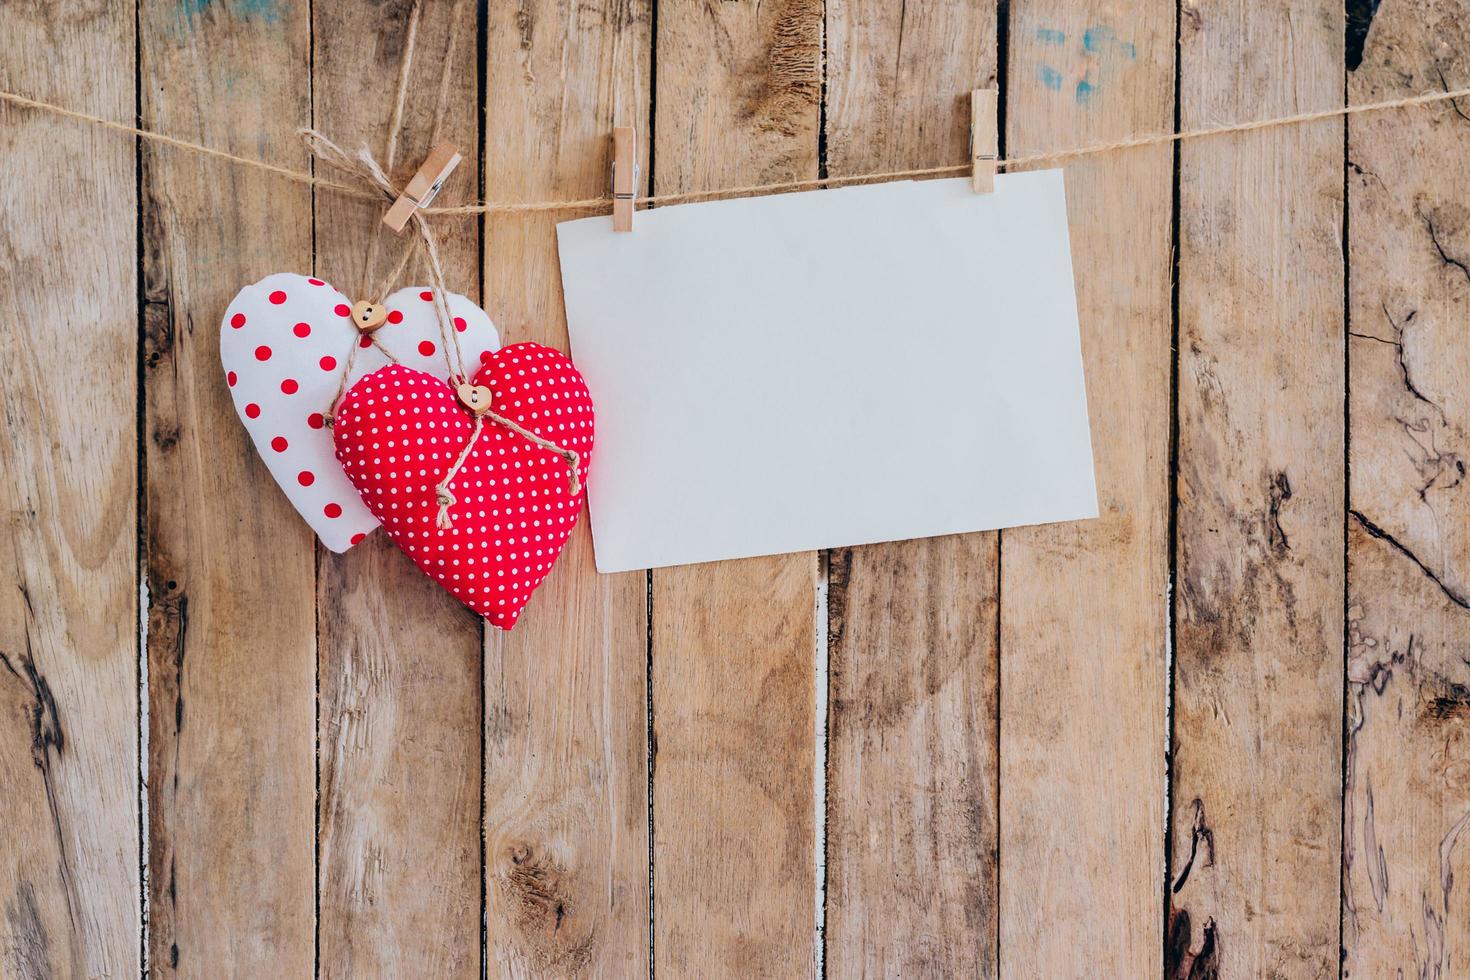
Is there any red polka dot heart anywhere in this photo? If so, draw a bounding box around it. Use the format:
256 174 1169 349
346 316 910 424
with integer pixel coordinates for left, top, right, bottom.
221 273 500 551
333 345 594 629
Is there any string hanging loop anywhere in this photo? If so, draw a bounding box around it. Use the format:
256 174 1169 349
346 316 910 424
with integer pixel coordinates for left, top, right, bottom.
299 129 584 527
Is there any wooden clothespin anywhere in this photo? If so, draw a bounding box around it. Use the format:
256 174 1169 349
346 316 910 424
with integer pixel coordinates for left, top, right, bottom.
612 127 637 232
970 89 998 193
383 142 463 233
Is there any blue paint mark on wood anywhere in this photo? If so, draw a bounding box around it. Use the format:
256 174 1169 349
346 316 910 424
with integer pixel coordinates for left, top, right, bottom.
239 0 282 20
177 0 283 28
1082 25 1135 59
1032 22 1137 105
1027 24 1138 105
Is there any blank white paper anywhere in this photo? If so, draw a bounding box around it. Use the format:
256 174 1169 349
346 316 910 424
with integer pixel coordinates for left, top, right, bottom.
556 170 1097 573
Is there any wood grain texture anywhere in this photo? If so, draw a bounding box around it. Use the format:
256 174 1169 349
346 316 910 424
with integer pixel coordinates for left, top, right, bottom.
482 1 652 975
11 3 1468 974
1171 1 1344 975
650 2 822 976
312 3 483 977
139 1 316 973
821 2 999 974
0 4 139 978
1343 1 1470 974
999 3 1175 976
652 556 818 977
824 542 999 977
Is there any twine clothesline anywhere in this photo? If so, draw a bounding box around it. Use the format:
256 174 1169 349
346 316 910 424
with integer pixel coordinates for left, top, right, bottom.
1 83 1468 217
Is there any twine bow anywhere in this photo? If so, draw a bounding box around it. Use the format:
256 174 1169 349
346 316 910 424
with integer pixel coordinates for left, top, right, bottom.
300 128 583 528
430 411 584 529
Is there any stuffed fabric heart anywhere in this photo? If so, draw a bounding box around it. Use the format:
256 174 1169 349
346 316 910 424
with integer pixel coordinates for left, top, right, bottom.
221 273 499 551
332 344 594 629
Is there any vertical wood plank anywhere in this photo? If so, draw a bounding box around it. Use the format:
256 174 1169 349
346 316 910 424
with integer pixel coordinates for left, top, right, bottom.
0 4 139 978
821 2 1000 975
482 2 652 975
139 1 316 973
313 3 483 977
1343 1 1470 974
650 3 822 975
1172 1 1344 974
999 5 1175 975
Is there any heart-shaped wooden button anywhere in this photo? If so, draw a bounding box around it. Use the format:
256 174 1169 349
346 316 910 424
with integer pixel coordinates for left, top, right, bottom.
456 382 493 414
351 300 387 332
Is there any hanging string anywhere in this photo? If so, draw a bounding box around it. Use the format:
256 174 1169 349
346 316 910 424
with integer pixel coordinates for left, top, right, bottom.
4 83 1468 215
434 415 483 528
304 130 584 509
411 218 467 381
315 0 459 418
357 0 427 300
410 206 583 523
355 0 467 305
287 0 579 523
325 332 401 425
367 242 418 311
430 409 582 529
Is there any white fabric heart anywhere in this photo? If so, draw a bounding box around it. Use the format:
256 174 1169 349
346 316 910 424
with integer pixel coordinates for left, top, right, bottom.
220 272 500 552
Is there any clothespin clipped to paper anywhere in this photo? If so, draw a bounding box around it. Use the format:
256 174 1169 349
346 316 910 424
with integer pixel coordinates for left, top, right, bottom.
383 142 463 232
611 127 637 232
970 89 998 193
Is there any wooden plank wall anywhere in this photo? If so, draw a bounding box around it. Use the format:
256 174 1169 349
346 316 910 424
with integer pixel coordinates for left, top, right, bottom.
1173 2 1345 976
823 2 1000 976
482 0 651 975
1002 2 1174 975
1343 0 1470 975
313 4 483 976
4 0 1470 977
139 1 316 974
650 3 821 976
0 4 139 979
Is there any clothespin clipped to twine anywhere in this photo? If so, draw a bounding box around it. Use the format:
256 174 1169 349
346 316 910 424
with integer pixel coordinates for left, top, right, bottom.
611 127 637 232
383 142 463 232
970 89 998 193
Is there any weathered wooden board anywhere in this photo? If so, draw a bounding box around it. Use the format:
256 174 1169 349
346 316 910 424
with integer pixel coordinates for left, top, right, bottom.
0 4 139 978
139 1 316 973
1172 1 1345 975
1343 1 1470 974
999 4 1175 976
312 2 482 976
650 2 822 975
482 2 652 975
822 1 1000 975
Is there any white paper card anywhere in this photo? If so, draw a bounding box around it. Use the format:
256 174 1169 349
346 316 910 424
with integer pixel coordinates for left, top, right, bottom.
556 170 1097 573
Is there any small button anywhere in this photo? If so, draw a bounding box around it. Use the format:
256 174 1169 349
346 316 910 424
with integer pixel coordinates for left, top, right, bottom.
456 383 493 414
351 300 388 332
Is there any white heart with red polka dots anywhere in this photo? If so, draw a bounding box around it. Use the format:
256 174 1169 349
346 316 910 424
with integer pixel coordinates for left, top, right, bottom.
220 272 500 552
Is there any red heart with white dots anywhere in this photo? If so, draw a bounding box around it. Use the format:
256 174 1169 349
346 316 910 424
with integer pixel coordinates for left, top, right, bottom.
332 344 594 629
221 273 500 552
